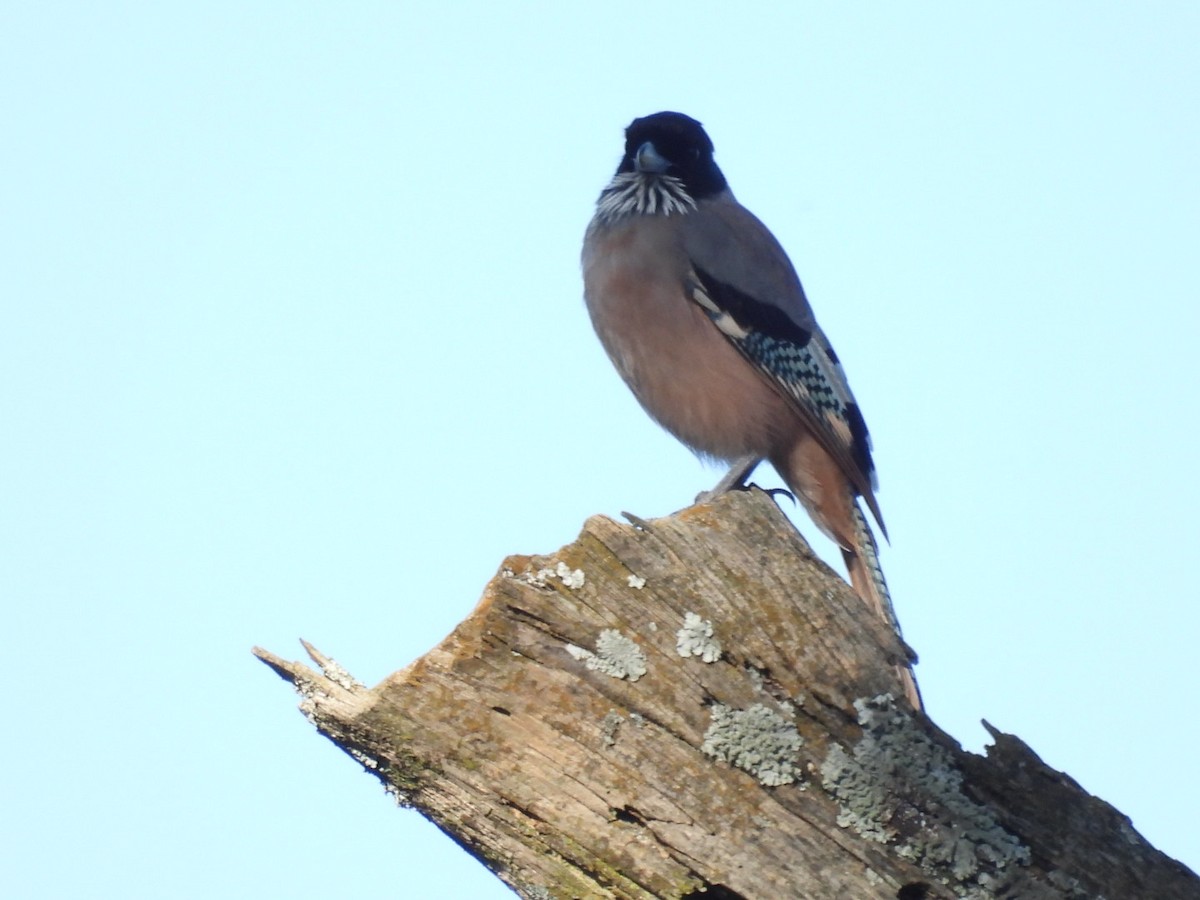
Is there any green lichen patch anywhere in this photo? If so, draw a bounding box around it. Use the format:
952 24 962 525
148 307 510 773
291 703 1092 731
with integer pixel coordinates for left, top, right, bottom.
702 703 802 786
821 695 1031 898
567 629 648 681
675 612 722 663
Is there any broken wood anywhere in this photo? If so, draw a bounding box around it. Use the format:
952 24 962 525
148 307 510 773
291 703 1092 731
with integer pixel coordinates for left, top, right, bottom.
255 488 1199 899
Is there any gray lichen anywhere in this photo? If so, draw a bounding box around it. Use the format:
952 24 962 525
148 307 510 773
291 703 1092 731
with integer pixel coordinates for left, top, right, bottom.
702 703 802 786
676 612 722 662
505 560 585 589
383 780 413 808
318 656 365 692
554 561 585 589
347 747 379 770
1046 869 1104 899
566 630 647 681
820 695 1033 897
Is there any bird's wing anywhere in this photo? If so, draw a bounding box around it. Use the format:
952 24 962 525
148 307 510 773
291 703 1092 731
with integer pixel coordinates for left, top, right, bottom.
679 198 886 536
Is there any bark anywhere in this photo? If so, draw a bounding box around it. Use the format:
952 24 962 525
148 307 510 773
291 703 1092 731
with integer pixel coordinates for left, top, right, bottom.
255 488 1199 899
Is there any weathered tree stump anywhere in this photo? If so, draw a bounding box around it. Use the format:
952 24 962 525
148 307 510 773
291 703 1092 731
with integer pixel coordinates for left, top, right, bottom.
255 488 1199 899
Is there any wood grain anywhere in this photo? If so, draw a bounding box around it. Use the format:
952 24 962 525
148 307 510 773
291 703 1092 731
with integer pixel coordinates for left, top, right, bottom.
256 489 1199 899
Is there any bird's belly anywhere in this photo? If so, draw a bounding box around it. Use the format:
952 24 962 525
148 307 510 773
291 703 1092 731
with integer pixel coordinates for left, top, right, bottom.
583 223 793 461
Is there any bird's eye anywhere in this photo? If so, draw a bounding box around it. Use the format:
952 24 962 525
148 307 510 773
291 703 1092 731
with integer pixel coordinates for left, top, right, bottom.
689 148 701 161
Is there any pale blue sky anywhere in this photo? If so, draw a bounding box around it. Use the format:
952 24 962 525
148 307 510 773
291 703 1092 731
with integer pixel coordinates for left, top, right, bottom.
3 4 1198 898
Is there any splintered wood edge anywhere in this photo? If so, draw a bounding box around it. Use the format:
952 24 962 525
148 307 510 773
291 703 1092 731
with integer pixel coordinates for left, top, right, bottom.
252 645 309 684
252 641 374 727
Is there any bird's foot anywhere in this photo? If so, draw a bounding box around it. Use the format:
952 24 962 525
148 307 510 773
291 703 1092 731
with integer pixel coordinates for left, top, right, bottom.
694 455 762 504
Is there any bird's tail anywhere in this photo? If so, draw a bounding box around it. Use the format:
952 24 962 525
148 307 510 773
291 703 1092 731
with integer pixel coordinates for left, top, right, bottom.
843 500 922 710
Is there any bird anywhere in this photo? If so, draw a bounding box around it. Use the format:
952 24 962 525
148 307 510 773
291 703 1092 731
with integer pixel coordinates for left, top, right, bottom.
581 111 919 707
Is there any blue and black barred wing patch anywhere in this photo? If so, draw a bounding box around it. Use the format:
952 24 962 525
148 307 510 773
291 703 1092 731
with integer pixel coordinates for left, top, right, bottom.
735 330 875 482
689 265 883 530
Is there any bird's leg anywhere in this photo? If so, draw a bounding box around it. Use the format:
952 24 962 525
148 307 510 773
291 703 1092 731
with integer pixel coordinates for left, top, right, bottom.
695 454 762 503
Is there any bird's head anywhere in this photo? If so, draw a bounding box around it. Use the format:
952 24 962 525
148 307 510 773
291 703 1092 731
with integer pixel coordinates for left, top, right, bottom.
617 112 728 201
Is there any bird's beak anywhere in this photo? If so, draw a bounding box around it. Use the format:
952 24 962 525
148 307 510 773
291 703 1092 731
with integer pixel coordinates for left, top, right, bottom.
634 141 671 174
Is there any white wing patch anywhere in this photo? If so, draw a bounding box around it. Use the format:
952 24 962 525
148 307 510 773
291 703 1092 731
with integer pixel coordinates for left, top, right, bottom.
691 285 749 338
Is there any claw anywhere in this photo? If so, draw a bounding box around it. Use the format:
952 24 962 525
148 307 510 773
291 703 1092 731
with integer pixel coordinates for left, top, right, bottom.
765 487 796 506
